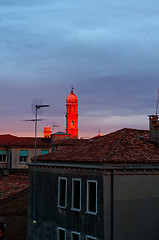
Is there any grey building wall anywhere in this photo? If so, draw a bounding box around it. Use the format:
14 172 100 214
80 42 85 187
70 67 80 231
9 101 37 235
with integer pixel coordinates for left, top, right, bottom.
28 166 159 240
27 168 104 240
103 171 159 240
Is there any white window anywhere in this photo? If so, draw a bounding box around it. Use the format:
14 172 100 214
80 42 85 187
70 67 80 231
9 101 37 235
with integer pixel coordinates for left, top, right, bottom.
71 178 81 211
86 235 97 240
57 227 66 240
58 177 67 208
71 121 74 125
71 231 80 240
86 180 97 214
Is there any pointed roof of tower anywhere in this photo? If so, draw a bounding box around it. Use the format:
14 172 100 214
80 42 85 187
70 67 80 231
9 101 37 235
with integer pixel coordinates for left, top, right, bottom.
66 88 78 103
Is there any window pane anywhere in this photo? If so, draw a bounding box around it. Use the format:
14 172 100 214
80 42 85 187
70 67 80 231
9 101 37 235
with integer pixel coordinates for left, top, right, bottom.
59 229 65 240
59 178 66 207
72 232 80 240
0 155 6 162
73 180 80 209
58 228 66 240
20 156 27 162
87 237 96 240
88 181 97 213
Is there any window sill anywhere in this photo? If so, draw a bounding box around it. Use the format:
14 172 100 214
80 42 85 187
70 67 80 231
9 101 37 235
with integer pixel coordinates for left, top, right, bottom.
57 205 67 209
86 210 97 215
71 208 81 212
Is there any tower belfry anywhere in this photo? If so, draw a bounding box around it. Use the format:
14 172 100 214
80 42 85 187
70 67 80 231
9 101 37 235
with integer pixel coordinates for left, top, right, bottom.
66 88 79 139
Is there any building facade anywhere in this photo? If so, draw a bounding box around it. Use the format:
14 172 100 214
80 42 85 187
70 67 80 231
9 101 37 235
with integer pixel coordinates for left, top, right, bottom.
27 127 159 240
0 134 51 169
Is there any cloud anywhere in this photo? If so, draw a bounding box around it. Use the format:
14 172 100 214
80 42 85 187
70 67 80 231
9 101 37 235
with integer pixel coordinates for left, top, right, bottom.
0 0 158 136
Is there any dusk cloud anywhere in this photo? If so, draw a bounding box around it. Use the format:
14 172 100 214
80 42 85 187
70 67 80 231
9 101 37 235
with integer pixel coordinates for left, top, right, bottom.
0 0 158 137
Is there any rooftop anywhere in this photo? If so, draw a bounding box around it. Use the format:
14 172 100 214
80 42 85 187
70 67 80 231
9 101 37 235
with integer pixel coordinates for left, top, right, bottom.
0 134 51 148
34 128 159 164
0 174 29 202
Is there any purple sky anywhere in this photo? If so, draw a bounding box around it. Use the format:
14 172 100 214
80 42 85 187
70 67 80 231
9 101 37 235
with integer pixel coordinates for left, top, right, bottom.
0 0 159 138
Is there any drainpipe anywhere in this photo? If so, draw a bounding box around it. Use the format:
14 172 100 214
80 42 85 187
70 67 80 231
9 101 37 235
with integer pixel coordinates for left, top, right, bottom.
9 149 12 169
111 170 114 240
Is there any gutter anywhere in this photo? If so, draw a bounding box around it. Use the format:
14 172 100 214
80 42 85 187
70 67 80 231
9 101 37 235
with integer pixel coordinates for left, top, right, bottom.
26 162 159 171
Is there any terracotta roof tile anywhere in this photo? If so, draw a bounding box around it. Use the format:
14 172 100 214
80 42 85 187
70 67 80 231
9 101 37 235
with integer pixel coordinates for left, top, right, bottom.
35 128 159 163
0 174 29 202
0 134 50 148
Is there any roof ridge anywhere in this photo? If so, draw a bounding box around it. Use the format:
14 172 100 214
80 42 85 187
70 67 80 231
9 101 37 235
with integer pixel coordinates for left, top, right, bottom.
103 128 126 161
9 137 22 145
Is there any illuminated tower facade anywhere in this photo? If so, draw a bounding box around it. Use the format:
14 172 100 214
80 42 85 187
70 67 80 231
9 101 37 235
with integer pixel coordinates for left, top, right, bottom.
66 88 79 139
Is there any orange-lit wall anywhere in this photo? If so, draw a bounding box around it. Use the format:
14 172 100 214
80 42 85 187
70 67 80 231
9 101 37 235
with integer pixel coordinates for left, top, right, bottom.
66 90 79 139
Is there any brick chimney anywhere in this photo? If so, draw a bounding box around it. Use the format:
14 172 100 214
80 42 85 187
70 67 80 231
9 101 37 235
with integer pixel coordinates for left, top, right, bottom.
149 115 159 145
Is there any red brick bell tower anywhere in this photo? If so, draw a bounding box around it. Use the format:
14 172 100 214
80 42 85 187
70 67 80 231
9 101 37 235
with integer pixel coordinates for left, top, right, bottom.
66 88 79 139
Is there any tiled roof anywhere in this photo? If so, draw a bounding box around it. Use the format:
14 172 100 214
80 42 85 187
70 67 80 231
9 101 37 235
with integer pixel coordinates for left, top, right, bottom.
53 138 89 146
0 134 19 146
35 128 159 163
0 134 50 148
0 174 29 202
9 137 51 148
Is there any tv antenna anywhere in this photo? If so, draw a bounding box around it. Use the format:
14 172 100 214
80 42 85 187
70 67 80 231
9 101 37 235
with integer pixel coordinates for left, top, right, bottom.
53 123 59 133
156 89 159 115
27 102 49 240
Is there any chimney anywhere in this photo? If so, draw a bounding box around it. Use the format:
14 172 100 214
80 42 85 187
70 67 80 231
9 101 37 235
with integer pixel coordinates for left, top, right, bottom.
43 126 51 138
148 115 159 145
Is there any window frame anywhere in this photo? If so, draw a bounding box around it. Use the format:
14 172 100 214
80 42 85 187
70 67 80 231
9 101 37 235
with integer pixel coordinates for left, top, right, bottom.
71 231 80 240
58 177 67 209
57 227 66 240
71 178 81 212
19 150 28 163
19 156 27 163
0 155 7 162
0 150 7 162
86 180 97 215
86 235 97 240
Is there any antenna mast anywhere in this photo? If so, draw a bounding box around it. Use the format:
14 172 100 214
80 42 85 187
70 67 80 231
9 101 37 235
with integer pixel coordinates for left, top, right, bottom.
31 104 49 240
156 89 159 115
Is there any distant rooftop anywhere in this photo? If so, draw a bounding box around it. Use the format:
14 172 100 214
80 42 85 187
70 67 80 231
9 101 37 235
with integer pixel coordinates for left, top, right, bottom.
0 174 29 202
0 134 50 148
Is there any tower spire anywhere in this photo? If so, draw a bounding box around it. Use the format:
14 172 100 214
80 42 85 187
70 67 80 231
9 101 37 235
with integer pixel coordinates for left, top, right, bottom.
65 89 79 139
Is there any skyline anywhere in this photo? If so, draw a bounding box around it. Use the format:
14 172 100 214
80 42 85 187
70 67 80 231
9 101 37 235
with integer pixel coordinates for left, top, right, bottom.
0 0 159 138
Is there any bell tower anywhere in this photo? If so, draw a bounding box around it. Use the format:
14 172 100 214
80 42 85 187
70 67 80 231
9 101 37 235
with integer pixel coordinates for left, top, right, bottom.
66 88 79 139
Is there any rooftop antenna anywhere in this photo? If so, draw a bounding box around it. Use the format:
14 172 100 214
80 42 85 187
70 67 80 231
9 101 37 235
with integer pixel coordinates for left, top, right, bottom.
156 89 159 115
26 100 49 240
53 123 59 133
